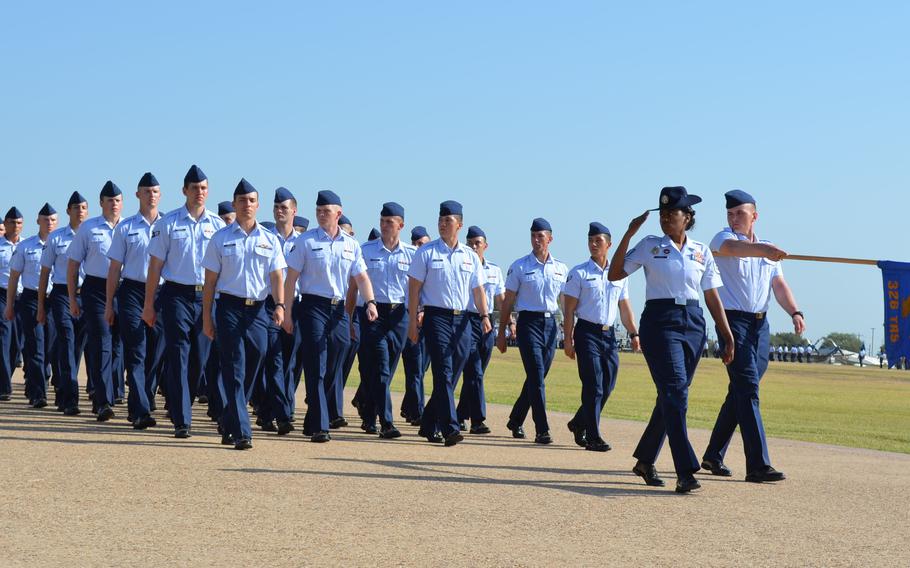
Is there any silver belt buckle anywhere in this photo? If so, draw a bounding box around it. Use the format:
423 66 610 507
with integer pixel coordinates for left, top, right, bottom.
675 297 687 306
331 297 342 305
602 324 610 331
544 312 552 318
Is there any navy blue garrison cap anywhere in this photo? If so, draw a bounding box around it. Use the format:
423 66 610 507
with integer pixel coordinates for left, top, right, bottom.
588 222 610 237
5 207 23 220
138 172 159 188
439 200 462 216
531 217 552 232
411 226 429 241
293 216 309 229
260 221 276 232
368 228 381 241
233 178 256 197
316 190 342 207
274 187 294 203
184 164 207 185
466 226 486 240
381 201 405 218
100 181 122 198
650 186 702 211
218 201 234 215
39 203 56 216
68 191 87 207
339 214 352 227
724 189 756 209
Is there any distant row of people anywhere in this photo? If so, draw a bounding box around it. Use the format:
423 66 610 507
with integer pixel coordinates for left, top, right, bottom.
769 344 814 363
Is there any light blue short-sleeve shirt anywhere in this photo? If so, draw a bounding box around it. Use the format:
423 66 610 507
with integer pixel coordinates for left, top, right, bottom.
9 234 48 291
709 227 783 313
202 222 287 301
467 260 505 314
148 206 225 286
408 238 484 311
285 226 367 300
41 225 82 286
623 234 722 301
564 259 629 326
504 252 568 313
361 238 417 304
67 215 118 279
107 212 161 283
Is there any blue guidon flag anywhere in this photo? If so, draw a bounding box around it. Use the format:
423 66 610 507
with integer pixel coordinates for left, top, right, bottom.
878 261 910 368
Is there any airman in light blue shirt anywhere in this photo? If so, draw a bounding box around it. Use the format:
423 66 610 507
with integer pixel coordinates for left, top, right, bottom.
709 228 783 313
622 233 722 301
503 251 568 314
67 215 118 279
408 238 484 311
147 205 224 286
564 258 629 327
42 224 82 286
361 237 416 304
107 212 161 283
202 219 287 301
285 225 368 300
10 233 51 292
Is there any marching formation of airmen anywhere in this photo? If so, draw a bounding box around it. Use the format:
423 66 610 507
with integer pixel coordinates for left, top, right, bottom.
0 167 805 493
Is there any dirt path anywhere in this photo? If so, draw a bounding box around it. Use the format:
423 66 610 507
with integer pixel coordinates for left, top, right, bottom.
1 381 907 567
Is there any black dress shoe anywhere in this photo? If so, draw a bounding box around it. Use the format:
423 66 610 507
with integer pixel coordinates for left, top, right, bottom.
567 421 587 447
196 395 208 404
33 398 48 409
311 431 331 443
260 420 278 432
328 417 348 429
362 422 379 434
113 397 125 405
379 426 402 439
426 432 444 444
276 421 293 435
507 421 526 439
133 415 157 430
234 438 253 450
745 466 786 483
458 420 467 431
221 432 234 445
62 406 81 416
633 460 666 487
469 422 491 435
96 405 115 422
444 432 464 447
701 459 733 477
585 438 611 452
675 475 702 493
409 417 422 427
534 432 553 445
0 394 11 401
174 427 191 439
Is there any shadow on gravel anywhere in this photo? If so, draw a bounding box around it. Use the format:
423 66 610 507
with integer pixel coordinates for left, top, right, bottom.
221 460 675 498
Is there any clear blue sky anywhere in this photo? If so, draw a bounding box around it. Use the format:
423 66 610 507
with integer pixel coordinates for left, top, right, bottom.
2 2 907 349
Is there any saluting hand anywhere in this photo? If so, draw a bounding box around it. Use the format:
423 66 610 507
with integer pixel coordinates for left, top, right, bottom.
141 304 156 328
627 210 650 235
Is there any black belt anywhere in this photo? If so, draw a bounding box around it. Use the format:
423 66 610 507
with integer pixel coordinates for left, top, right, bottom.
519 310 556 319
219 293 264 307
83 275 107 286
646 299 700 307
121 278 146 288
300 293 344 306
20 288 39 297
725 309 766 320
424 306 467 316
577 318 614 332
164 281 204 293
376 302 404 311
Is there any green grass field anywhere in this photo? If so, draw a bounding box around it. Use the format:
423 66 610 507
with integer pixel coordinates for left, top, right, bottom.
352 350 910 454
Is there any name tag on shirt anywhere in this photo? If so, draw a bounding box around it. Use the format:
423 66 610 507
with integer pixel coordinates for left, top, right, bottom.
342 249 355 261
172 228 189 239
91 232 106 243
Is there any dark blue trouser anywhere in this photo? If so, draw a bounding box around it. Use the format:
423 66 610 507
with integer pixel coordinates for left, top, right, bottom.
361 303 408 429
18 289 47 403
298 295 349 435
400 329 429 420
457 315 494 425
161 282 211 429
509 312 558 435
703 311 772 473
118 279 164 420
420 307 472 438
205 308 226 422
81 276 117 410
216 296 268 441
48 284 86 409
258 297 292 424
284 314 303 417
569 320 619 439
333 308 360 421
633 301 704 477
0 288 14 398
